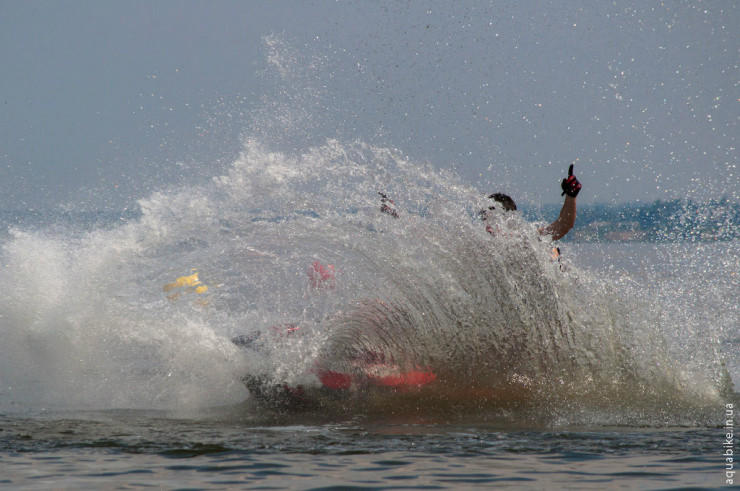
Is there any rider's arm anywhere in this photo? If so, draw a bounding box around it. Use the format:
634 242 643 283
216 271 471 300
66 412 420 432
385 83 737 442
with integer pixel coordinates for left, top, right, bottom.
539 196 576 241
538 165 581 241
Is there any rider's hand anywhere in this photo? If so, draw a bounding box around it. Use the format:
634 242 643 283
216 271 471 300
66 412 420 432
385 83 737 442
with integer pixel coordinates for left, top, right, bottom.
561 164 582 198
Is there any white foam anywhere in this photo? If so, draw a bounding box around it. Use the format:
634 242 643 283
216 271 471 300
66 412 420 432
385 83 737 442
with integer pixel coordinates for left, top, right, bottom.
1 139 731 417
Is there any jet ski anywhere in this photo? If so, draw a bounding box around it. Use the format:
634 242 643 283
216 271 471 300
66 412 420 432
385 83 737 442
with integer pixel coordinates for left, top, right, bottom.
232 325 436 410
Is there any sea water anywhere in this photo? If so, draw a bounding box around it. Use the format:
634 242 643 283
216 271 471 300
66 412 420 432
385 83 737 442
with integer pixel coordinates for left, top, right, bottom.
0 139 737 489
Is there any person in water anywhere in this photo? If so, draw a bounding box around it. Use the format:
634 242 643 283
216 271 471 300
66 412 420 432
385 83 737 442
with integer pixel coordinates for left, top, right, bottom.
481 164 582 241
381 165 581 239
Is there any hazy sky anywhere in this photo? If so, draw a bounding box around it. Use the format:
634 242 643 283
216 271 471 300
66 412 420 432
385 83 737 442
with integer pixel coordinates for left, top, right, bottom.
1 1 737 210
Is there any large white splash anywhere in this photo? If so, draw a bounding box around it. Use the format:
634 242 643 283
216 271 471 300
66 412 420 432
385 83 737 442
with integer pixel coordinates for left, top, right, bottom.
0 33 734 422
0 138 732 420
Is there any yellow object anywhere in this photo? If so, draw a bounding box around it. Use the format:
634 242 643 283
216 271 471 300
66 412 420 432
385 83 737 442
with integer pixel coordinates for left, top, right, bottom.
163 270 214 305
163 272 201 292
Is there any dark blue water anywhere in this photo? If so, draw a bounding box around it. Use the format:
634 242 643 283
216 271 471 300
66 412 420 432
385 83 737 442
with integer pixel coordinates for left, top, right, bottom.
0 409 734 489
